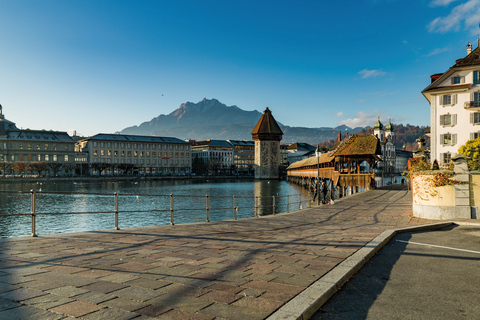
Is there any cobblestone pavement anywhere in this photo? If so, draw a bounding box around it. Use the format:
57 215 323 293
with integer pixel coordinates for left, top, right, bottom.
0 187 434 319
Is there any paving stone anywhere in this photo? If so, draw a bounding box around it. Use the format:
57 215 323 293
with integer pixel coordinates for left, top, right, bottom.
199 290 241 304
82 307 140 320
0 296 22 310
98 272 139 284
29 271 97 287
163 283 211 297
101 297 149 312
0 305 64 320
125 277 171 289
79 281 128 294
74 269 115 279
113 286 162 301
74 291 117 304
47 286 90 297
0 287 48 301
18 279 63 291
147 293 214 313
22 293 74 310
49 300 104 317
199 302 269 320
155 309 215 320
232 296 283 313
134 304 172 317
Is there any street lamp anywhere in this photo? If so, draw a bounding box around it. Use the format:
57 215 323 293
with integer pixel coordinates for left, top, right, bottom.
316 146 321 205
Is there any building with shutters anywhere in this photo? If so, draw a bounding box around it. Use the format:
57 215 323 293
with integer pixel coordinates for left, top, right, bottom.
422 42 480 164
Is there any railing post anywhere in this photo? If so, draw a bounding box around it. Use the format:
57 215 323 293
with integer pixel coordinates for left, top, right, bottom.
30 189 37 237
299 194 301 210
272 195 275 215
206 195 210 222
233 196 236 218
114 192 120 230
255 196 258 217
170 194 174 225
235 206 238 220
287 195 290 213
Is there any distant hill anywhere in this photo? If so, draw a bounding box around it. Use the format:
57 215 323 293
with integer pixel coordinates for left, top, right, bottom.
119 98 373 145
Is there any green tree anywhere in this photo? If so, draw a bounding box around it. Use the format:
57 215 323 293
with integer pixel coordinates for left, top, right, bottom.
458 137 480 170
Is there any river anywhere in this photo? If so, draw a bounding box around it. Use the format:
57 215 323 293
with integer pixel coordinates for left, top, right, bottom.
0 179 311 238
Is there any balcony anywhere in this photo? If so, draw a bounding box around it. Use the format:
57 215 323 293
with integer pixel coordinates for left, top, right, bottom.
464 101 480 111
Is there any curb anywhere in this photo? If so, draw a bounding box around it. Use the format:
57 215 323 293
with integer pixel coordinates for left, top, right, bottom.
266 221 454 320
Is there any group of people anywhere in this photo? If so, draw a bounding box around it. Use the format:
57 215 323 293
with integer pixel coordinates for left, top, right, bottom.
312 179 329 204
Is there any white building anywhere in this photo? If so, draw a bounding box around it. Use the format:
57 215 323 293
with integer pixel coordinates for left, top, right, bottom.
422 42 480 164
76 134 191 175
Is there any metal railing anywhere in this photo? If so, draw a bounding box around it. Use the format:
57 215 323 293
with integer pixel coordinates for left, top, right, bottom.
0 190 310 237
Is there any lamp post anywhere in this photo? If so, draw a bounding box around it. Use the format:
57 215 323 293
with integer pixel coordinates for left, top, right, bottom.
316 146 321 205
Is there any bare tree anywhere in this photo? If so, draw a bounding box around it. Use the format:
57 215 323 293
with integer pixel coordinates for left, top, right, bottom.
13 162 30 177
47 162 64 177
0 161 13 177
90 162 110 176
30 162 49 177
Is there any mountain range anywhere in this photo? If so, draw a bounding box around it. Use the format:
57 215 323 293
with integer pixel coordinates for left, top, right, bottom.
119 98 366 145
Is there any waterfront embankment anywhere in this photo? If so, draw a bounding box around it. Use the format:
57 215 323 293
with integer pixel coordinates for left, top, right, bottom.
0 185 440 319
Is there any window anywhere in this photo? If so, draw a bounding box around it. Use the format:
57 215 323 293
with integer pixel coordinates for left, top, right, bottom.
441 94 457 105
65 145 69 151
53 155 57 161
28 144 32 150
100 142 104 147
440 114 456 126
37 155 41 161
440 152 452 164
470 132 480 139
470 112 480 124
474 71 480 84
53 144 57 151
440 133 457 146
45 155 49 161
19 143 23 150
100 150 105 156
452 76 465 84
36 144 40 150
93 142 97 147
107 150 111 156
64 155 69 162
45 144 48 150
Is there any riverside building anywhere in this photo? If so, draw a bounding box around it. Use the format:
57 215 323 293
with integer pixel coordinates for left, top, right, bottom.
0 105 76 176
422 42 480 164
75 134 191 175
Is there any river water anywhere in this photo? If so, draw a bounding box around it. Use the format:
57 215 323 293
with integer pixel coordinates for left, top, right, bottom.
0 179 311 238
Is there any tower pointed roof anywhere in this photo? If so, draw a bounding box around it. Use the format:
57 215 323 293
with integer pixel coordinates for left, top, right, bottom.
251 107 283 141
373 116 383 130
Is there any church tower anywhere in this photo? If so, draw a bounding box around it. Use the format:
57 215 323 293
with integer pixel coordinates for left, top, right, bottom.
251 108 283 179
385 118 394 142
373 116 384 141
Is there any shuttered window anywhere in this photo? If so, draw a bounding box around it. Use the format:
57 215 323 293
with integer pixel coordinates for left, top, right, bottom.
440 133 457 146
474 71 480 84
470 112 480 124
439 113 456 126
439 94 457 106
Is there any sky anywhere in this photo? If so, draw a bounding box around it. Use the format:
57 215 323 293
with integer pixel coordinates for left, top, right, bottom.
1 0 480 137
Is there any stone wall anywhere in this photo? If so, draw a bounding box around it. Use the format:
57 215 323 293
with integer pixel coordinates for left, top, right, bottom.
254 140 280 179
412 155 478 220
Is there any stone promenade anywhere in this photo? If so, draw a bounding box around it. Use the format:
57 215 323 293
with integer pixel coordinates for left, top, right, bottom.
0 187 434 320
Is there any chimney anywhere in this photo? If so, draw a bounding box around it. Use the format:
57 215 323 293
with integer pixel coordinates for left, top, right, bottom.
337 131 341 142
467 42 472 55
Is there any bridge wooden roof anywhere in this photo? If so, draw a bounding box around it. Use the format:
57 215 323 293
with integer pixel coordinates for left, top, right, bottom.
286 134 380 170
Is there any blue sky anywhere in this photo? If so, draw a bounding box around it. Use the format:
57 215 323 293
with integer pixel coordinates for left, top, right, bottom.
1 0 479 136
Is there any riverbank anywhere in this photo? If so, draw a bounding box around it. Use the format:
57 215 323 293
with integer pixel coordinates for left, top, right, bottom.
0 174 282 183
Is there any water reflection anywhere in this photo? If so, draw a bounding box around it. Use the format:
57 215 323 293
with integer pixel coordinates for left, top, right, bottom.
0 179 310 238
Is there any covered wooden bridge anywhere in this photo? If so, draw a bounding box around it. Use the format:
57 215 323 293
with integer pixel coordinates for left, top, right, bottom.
286 134 381 200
